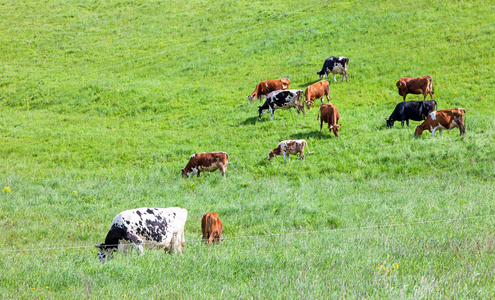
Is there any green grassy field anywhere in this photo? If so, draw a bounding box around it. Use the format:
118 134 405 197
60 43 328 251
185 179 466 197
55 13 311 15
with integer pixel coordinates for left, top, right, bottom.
1 0 495 298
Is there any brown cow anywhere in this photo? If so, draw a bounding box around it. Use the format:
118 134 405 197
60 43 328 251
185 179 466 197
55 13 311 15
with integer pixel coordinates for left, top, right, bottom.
181 152 229 178
304 80 330 110
201 212 223 245
268 140 311 163
414 108 466 138
396 76 434 101
247 78 290 101
318 103 340 137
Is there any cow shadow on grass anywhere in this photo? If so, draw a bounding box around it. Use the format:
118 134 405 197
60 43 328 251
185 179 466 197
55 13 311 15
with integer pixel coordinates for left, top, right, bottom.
298 79 320 88
239 116 270 125
289 130 335 140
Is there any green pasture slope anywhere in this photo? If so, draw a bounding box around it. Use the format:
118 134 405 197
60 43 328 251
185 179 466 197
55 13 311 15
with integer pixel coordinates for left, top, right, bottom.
1 0 494 298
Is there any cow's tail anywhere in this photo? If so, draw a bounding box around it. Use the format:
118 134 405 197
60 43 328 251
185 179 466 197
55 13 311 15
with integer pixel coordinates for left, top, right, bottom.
304 140 312 155
428 76 434 95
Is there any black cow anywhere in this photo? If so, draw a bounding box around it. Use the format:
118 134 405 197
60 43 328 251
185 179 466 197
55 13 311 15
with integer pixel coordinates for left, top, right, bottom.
317 56 349 82
258 89 305 120
386 100 437 128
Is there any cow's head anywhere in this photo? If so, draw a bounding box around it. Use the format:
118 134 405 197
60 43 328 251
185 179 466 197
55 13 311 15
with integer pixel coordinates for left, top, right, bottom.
267 150 276 161
95 244 117 263
385 118 394 128
414 124 424 137
180 169 189 178
258 106 265 118
247 94 255 101
396 79 407 93
317 70 325 80
332 124 341 137
305 99 314 110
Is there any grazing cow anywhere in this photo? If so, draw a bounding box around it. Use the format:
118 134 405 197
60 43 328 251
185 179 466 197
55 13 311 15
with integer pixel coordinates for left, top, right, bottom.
304 80 330 110
258 89 305 120
317 56 349 82
414 108 466 138
95 207 188 262
201 212 223 245
268 139 311 162
181 152 229 178
247 78 291 101
386 100 437 128
396 76 434 101
318 103 340 137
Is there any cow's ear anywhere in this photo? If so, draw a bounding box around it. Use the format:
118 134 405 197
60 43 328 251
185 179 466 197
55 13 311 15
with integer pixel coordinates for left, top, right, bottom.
337 124 342 127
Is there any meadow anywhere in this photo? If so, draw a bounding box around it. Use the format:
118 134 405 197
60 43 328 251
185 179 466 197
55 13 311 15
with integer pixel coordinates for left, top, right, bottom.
1 0 495 298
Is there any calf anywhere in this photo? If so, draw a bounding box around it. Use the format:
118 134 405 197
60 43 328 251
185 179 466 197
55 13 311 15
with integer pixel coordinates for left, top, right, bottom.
386 100 437 128
258 89 305 120
201 212 223 245
317 56 349 82
181 152 229 178
414 108 466 138
396 76 434 101
304 80 330 110
268 140 311 163
318 103 341 137
95 207 188 262
247 78 291 101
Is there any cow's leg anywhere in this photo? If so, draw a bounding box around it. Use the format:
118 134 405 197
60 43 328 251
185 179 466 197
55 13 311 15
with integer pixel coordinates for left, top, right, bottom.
269 107 274 120
345 71 349 82
439 129 443 138
333 73 337 82
299 152 304 161
320 118 323 133
124 232 144 255
406 119 410 127
401 120 405 127
219 164 227 176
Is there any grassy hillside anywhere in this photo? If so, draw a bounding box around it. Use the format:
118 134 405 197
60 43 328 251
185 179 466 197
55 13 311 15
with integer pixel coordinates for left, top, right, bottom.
1 0 494 298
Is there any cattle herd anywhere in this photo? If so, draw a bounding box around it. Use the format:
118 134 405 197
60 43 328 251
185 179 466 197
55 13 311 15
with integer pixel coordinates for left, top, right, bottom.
96 56 467 262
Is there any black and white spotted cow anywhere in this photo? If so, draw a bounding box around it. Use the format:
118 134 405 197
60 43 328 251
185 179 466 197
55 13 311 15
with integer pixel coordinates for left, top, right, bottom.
95 207 188 262
317 56 349 82
258 89 305 120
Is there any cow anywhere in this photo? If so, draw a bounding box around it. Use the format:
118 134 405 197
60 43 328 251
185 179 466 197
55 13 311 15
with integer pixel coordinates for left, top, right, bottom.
414 108 466 138
304 80 330 110
258 89 305 120
317 56 349 82
181 152 229 178
396 76 434 101
201 212 223 245
247 78 291 101
268 140 311 163
318 103 340 137
95 207 188 262
386 100 437 128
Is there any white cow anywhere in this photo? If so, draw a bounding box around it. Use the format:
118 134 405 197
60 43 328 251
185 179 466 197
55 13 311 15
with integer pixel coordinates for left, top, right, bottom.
95 207 187 262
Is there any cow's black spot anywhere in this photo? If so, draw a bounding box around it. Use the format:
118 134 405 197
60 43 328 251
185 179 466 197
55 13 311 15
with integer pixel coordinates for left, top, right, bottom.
104 225 128 249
